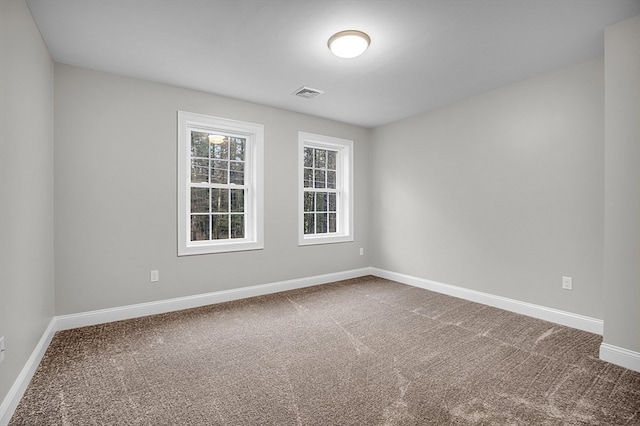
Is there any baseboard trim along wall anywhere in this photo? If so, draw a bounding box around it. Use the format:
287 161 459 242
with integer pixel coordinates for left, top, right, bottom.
0 319 57 426
53 267 606 336
55 268 372 331
3 267 637 424
48 267 605 335
369 268 604 335
599 343 640 373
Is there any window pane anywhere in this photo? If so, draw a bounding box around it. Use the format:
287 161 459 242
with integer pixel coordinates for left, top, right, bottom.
231 214 244 238
230 189 244 212
316 213 327 233
298 133 352 246
190 215 209 241
314 149 326 168
304 147 314 167
316 192 327 212
328 193 336 211
327 150 337 170
230 137 245 161
304 213 315 234
212 214 229 239
179 112 264 255
211 140 229 160
314 169 326 188
191 131 210 158
211 188 229 213
304 168 313 188
211 160 228 184
327 170 336 189
304 191 314 212
328 213 337 233
191 159 209 183
190 188 209 213
230 162 244 185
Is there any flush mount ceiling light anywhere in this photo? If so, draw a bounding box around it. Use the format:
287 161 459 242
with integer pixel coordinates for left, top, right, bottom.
328 30 370 59
208 134 226 144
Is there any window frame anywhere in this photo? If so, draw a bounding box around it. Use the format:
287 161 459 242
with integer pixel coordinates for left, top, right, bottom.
178 111 264 256
298 131 354 246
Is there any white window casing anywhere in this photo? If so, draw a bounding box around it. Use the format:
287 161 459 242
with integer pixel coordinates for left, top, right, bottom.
178 111 264 255
298 131 354 246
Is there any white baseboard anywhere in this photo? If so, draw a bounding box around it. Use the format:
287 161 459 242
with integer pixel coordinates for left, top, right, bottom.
56 267 374 331
370 268 604 335
599 343 640 373
0 318 57 426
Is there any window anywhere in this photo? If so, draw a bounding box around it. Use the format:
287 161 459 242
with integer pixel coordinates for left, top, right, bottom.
299 132 353 245
178 111 263 255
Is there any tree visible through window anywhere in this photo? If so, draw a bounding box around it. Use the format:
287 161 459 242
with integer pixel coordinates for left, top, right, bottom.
299 132 353 246
190 133 246 241
303 146 338 235
178 112 263 255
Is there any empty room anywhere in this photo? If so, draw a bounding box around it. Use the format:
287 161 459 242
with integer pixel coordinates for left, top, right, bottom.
1 0 640 424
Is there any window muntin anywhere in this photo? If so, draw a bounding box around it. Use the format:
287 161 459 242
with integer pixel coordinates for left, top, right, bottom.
178 112 263 255
299 132 353 245
303 146 339 235
189 133 246 241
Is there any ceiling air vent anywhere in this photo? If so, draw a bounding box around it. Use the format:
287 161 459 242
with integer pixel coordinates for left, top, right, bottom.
293 86 324 99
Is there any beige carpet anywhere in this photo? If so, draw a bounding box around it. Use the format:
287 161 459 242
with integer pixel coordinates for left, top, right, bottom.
9 276 640 425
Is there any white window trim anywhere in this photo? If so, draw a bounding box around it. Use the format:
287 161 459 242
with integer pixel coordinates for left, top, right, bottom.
298 131 354 246
178 111 264 256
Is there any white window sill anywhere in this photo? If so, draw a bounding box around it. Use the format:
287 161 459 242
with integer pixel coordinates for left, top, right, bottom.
298 234 354 246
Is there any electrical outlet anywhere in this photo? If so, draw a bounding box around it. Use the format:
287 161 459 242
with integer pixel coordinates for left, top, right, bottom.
0 336 5 363
562 276 573 290
150 270 159 283
359 248 364 256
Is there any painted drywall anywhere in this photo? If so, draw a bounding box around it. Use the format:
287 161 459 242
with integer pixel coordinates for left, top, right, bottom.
54 64 370 315
603 15 640 353
0 0 55 405
370 59 604 319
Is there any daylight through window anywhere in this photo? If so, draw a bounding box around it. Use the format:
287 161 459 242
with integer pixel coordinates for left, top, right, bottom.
178 112 263 255
299 132 353 245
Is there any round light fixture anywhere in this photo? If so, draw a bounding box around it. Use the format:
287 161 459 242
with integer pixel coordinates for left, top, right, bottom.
208 134 226 144
328 30 370 59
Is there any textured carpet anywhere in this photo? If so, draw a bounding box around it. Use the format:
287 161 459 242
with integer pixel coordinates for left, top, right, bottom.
9 276 640 425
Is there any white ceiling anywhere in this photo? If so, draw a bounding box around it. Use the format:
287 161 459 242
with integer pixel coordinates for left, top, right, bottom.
26 0 640 128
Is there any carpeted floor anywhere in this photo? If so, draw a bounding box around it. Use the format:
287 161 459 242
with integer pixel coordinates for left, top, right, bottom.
9 276 640 425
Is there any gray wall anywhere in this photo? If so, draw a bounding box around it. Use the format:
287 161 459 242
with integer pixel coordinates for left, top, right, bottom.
54 64 370 315
370 59 605 319
0 0 55 404
603 15 640 353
